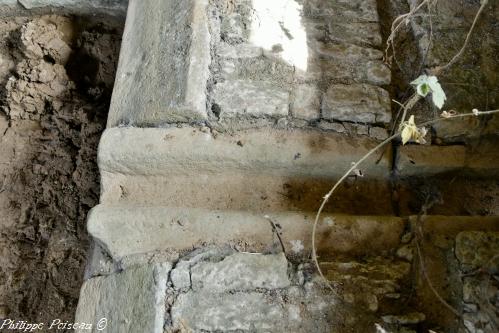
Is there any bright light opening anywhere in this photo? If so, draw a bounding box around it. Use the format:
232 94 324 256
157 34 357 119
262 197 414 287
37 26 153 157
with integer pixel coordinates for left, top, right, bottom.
249 0 309 72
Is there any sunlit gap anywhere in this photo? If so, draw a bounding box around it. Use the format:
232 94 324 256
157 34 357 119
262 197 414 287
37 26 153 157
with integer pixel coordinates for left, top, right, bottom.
249 0 309 72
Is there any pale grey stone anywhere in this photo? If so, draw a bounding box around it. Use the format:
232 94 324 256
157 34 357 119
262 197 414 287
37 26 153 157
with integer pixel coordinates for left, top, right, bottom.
322 84 391 123
75 263 171 333
172 291 291 332
17 0 127 14
213 80 289 118
218 42 263 59
318 120 346 133
84 243 118 280
369 127 389 140
191 252 290 292
108 0 211 126
291 84 321 120
328 21 382 47
170 262 191 291
305 0 379 22
343 123 369 136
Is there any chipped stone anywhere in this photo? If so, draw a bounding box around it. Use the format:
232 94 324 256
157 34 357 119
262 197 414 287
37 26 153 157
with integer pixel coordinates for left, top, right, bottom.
75 263 171 333
108 0 211 126
291 84 321 120
213 80 289 118
322 84 391 123
318 120 346 133
370 127 389 140
191 252 290 292
218 42 263 59
396 244 414 262
456 231 499 272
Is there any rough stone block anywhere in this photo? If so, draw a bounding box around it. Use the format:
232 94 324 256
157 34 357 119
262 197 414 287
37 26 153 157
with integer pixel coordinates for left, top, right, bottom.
212 79 289 118
171 291 295 332
322 84 391 123
218 42 263 59
455 231 499 272
317 58 390 86
305 0 379 22
369 127 389 140
107 0 211 126
327 21 383 47
75 263 171 333
97 127 390 179
397 145 466 176
191 253 290 292
17 0 128 15
291 84 321 120
312 41 383 61
88 204 404 259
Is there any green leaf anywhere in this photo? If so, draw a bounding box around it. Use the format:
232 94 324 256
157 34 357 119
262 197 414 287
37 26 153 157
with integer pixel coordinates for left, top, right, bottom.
417 83 430 97
411 75 447 109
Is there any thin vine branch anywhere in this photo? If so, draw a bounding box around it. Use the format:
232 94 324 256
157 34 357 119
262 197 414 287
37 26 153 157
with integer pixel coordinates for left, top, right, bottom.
431 0 490 75
312 109 499 291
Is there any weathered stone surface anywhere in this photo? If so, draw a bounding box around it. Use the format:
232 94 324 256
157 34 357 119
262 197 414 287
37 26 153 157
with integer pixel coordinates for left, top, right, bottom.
75 263 171 333
455 231 499 272
108 0 210 126
312 41 383 61
98 127 390 178
369 127 389 140
318 120 346 133
191 253 290 292
88 205 404 259
14 0 128 15
305 0 379 22
218 42 263 59
291 84 320 120
172 291 295 332
397 145 466 176
317 59 391 85
322 84 391 123
212 79 289 118
327 21 382 47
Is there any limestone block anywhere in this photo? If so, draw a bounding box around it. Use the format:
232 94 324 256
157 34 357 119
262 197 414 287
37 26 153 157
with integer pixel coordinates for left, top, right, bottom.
212 79 289 118
97 127 391 179
218 42 263 59
171 291 294 332
322 84 391 123
397 145 466 176
305 0 379 22
291 84 321 120
17 0 128 14
318 58 391 86
312 41 383 61
191 253 290 292
369 127 389 140
107 0 211 126
327 21 383 47
75 263 171 333
88 205 404 259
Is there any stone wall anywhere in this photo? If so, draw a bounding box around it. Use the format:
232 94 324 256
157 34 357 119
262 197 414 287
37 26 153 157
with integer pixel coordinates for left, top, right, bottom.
207 0 391 140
